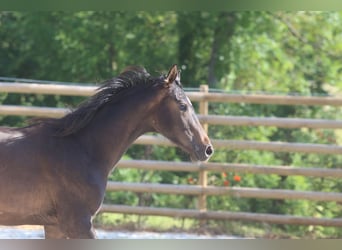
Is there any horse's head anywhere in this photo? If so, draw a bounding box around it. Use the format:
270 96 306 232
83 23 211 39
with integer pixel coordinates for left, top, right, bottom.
152 65 213 162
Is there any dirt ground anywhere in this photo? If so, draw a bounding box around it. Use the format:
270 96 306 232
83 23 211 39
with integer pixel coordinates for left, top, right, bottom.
0 225 240 239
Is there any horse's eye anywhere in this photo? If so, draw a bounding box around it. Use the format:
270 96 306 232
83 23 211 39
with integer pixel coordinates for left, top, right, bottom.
179 103 187 111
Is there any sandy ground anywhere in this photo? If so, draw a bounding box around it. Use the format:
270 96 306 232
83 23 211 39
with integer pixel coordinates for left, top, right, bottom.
0 226 239 239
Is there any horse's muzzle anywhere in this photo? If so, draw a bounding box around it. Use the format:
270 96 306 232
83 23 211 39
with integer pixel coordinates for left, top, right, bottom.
205 144 214 158
192 144 213 162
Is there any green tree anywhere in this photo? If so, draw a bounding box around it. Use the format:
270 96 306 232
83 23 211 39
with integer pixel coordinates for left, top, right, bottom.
1 11 341 237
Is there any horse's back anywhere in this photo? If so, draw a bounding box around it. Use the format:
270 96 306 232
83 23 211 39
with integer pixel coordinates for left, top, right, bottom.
0 126 54 218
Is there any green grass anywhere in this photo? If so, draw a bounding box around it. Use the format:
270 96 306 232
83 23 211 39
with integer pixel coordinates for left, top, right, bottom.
336 129 342 145
93 212 342 238
94 213 198 233
93 212 272 238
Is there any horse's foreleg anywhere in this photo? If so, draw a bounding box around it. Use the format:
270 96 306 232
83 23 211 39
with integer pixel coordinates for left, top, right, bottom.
57 208 96 239
60 217 96 239
44 225 68 239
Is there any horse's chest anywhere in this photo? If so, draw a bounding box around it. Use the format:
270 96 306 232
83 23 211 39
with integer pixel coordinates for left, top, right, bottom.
55 170 107 214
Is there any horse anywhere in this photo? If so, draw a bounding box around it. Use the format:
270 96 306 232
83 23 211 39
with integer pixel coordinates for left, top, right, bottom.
0 65 213 239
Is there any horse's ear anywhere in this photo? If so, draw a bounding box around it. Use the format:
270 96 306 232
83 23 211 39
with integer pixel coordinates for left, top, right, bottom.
165 64 179 85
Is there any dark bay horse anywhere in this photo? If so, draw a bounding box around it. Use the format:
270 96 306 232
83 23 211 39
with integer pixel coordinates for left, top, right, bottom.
0 65 213 239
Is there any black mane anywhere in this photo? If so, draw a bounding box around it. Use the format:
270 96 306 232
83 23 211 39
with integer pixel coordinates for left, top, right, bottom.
35 66 162 136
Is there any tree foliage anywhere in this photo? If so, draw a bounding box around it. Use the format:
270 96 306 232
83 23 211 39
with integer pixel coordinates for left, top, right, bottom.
0 11 341 238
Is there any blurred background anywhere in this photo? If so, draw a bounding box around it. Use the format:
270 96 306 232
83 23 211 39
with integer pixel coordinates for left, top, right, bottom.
0 11 341 238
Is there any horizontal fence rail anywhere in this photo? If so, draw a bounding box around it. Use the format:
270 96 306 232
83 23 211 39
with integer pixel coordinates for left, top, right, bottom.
1 105 342 129
1 106 340 155
198 115 342 129
0 105 68 118
106 181 342 202
1 107 341 155
135 135 342 155
116 160 342 178
100 204 342 227
0 82 96 96
1 82 342 105
1 81 342 228
187 92 342 106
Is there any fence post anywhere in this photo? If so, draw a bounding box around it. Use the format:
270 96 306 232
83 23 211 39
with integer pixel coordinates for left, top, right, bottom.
198 85 209 226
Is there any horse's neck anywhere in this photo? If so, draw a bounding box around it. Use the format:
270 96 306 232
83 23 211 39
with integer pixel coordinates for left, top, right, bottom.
77 95 156 175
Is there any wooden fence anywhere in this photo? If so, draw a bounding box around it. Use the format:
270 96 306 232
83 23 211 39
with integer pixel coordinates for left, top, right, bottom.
1 81 342 227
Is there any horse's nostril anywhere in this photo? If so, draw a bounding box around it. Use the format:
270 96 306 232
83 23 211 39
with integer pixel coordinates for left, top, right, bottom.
205 145 213 157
